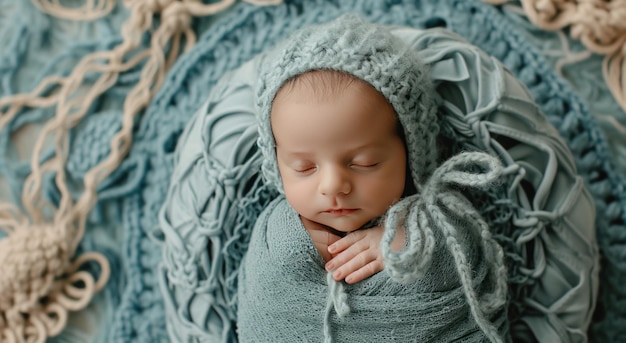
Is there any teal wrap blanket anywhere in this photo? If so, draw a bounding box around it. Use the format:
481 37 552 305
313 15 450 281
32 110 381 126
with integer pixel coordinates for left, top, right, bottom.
238 197 493 342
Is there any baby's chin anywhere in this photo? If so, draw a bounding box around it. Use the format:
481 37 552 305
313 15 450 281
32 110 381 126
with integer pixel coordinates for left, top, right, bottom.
322 218 374 234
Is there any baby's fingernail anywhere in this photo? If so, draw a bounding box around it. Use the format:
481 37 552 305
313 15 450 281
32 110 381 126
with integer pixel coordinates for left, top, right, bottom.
345 275 353 284
333 271 342 280
325 262 333 271
328 245 336 253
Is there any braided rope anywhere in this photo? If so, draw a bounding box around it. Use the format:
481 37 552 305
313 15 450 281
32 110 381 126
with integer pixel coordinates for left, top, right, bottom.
483 0 626 112
0 0 278 341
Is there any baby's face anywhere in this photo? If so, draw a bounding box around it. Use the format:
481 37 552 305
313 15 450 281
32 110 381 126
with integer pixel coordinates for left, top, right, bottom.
271 79 407 233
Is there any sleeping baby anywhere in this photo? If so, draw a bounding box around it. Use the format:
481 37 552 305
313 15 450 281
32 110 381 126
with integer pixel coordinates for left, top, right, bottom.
237 14 509 343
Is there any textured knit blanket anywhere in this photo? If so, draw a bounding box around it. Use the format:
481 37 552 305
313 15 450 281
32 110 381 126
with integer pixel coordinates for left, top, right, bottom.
237 167 504 342
1 0 626 342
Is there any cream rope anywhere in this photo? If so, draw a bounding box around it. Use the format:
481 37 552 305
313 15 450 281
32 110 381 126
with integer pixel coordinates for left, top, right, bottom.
0 0 279 342
32 0 117 20
482 0 626 112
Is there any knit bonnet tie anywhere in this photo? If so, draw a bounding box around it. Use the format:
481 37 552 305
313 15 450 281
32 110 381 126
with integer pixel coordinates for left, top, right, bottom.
382 151 508 343
320 152 507 343
323 273 350 343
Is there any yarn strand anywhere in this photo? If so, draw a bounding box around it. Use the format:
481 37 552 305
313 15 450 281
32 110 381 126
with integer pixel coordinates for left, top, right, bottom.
323 272 350 343
32 0 117 21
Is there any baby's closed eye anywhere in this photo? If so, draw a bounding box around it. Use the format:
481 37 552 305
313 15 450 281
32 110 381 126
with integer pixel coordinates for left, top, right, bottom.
291 161 316 173
350 162 379 169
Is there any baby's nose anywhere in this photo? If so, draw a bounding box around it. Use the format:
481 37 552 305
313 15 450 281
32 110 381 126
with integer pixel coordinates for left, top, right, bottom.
318 167 351 196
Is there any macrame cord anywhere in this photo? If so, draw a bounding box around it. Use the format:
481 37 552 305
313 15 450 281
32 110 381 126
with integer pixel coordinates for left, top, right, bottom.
0 0 279 342
482 0 626 112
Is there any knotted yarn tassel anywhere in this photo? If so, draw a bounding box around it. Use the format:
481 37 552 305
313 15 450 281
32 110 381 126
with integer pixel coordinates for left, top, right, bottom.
323 272 350 343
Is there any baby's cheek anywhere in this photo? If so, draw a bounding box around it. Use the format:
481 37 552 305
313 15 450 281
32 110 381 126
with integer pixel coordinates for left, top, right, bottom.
373 173 404 200
283 181 315 215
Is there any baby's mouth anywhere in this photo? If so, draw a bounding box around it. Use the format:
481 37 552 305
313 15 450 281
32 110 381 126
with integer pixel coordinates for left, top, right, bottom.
324 209 358 216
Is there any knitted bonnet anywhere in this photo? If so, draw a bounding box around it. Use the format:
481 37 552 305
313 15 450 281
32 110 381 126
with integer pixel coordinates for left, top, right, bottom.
256 14 440 193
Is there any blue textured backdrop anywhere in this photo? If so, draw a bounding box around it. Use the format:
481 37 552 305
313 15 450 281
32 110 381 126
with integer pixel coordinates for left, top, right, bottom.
0 0 624 341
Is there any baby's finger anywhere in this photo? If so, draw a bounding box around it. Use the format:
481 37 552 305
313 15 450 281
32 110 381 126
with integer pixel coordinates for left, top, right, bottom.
325 238 368 272
344 258 384 284
328 230 366 255
331 250 377 282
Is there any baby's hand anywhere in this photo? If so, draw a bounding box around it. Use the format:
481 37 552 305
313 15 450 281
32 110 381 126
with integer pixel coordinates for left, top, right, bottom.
324 226 386 284
325 226 406 284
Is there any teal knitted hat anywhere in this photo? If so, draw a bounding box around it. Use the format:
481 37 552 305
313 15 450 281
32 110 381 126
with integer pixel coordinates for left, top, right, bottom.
256 14 440 193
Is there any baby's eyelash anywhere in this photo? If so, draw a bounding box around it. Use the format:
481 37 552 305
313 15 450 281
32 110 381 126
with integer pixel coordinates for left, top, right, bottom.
295 166 316 173
352 162 379 168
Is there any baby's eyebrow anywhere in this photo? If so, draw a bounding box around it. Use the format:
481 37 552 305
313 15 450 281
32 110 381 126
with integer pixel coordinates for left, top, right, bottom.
277 149 314 159
343 142 389 156
276 141 386 157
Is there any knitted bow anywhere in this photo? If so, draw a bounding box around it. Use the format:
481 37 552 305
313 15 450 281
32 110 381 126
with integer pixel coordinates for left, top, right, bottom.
382 151 508 343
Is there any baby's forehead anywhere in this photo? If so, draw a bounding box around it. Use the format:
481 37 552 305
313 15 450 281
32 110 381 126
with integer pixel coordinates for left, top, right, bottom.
275 70 371 101
271 71 396 120
269 71 405 143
